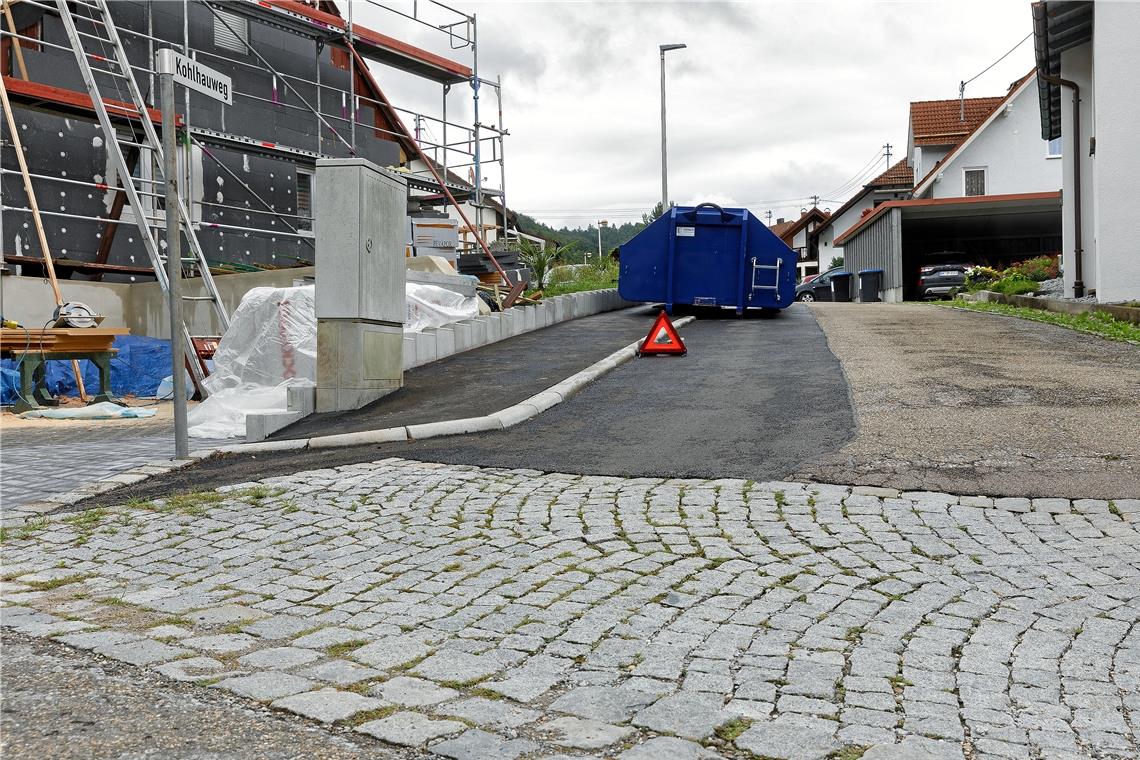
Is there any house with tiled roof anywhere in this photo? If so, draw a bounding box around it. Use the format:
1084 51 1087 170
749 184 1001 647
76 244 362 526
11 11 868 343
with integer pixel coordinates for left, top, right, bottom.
824 71 1064 302
911 71 1061 199
767 208 830 280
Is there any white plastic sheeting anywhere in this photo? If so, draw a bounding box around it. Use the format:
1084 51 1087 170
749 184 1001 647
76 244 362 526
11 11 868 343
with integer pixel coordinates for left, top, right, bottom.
188 285 316 439
188 282 479 438
405 282 480 333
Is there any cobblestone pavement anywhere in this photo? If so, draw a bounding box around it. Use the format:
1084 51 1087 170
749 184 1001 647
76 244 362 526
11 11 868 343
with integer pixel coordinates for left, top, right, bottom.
3 458 1140 759
0 424 228 509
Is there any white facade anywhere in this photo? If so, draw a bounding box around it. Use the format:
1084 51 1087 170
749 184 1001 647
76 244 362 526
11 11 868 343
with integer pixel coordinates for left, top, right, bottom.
1081 3 1140 301
913 76 1062 200
910 146 949 189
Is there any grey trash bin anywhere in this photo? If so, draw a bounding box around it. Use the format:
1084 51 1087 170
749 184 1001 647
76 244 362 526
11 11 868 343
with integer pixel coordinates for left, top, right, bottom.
830 271 853 303
858 269 883 302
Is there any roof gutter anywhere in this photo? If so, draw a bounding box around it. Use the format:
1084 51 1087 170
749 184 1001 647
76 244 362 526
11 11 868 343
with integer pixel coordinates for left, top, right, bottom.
1041 73 1084 297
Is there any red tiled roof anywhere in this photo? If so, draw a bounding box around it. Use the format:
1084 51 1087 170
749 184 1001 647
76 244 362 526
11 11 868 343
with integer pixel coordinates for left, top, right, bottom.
866 159 914 188
910 97 1004 146
769 208 829 243
769 220 797 239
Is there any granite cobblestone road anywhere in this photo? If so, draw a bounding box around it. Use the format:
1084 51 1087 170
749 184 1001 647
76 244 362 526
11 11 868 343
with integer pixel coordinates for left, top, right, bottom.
3 458 1140 759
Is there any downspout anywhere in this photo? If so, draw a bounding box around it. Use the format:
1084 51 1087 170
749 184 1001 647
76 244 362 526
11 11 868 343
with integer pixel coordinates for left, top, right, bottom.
1042 74 1084 297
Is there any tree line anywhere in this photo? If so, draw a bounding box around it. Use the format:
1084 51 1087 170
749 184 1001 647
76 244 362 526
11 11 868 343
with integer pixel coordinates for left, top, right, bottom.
514 203 664 264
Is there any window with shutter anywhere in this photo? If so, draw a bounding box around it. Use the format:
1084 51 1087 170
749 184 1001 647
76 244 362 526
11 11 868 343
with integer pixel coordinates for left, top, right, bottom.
296 170 313 231
213 9 248 54
964 168 986 197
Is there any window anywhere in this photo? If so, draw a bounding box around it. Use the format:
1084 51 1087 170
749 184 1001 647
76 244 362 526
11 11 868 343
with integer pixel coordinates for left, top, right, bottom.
330 46 350 71
964 168 986 197
1046 136 1063 158
296 169 313 231
1 21 42 76
213 9 249 54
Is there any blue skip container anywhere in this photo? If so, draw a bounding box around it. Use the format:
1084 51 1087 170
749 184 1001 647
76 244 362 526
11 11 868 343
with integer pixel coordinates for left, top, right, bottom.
618 203 797 314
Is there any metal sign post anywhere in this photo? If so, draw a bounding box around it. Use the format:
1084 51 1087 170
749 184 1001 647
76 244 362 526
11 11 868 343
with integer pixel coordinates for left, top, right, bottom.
156 49 231 458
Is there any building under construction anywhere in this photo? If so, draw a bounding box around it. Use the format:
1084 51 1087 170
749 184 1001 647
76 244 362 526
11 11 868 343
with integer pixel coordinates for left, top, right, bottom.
0 0 513 286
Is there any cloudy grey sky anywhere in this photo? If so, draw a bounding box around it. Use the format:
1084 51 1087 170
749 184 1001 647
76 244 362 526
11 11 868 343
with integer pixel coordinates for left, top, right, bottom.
356 0 1038 228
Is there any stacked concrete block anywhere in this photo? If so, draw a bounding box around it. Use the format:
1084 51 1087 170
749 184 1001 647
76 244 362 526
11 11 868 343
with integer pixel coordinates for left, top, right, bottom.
451 321 473 353
415 330 439 367
402 336 417 370
435 327 456 357
485 314 503 343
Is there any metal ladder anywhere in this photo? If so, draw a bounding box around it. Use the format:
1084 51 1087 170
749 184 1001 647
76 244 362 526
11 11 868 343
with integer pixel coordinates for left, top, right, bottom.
54 0 229 393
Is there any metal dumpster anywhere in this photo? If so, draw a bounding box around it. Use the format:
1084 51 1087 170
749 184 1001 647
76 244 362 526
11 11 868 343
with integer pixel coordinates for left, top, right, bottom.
618 203 797 314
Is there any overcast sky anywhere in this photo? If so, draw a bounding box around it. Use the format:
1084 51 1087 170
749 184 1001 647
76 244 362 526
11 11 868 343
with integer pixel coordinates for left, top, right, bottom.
356 0 1038 229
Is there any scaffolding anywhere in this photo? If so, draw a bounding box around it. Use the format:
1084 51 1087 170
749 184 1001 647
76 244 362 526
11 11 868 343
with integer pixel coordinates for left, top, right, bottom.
0 0 513 282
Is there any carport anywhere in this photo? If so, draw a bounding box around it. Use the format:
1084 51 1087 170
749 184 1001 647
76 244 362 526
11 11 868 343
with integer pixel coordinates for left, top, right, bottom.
835 191 1061 301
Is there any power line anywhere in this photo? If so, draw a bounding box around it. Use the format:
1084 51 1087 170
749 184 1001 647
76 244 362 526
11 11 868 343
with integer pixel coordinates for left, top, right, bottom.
822 147 887 200
959 32 1032 120
962 32 1032 88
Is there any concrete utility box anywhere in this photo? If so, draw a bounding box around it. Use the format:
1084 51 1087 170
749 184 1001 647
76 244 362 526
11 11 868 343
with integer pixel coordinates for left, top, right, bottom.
314 158 407 412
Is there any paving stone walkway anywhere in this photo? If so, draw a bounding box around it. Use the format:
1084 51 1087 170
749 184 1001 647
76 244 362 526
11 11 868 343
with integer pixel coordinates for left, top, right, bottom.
3 458 1139 759
0 424 228 512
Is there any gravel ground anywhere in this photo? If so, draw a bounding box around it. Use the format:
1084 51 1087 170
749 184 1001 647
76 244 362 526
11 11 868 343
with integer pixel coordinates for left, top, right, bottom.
800 303 1140 498
0 629 416 760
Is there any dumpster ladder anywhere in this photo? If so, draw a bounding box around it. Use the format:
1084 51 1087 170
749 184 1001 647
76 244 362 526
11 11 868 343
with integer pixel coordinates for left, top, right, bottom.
54 0 229 395
748 256 784 304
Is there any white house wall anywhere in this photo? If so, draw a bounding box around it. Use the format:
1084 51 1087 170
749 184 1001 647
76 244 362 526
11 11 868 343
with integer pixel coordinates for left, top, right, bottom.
1091 2 1140 301
927 81 1061 200
912 146 949 188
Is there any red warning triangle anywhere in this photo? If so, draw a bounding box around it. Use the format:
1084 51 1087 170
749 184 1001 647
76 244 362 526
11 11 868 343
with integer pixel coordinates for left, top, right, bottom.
638 310 687 356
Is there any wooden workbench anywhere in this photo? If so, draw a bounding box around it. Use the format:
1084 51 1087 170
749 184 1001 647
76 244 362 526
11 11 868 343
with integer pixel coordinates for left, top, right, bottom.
1 327 129 412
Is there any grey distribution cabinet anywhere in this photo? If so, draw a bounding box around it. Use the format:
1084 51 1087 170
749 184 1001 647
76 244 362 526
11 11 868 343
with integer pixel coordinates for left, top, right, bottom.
313 158 407 412
315 158 407 324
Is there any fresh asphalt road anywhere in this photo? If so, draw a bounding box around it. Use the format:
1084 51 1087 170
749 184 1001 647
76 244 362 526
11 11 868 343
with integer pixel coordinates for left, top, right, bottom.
84 304 854 503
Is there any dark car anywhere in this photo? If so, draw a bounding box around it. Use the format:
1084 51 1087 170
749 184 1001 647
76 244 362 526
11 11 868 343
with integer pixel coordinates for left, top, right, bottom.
917 263 971 299
795 268 844 302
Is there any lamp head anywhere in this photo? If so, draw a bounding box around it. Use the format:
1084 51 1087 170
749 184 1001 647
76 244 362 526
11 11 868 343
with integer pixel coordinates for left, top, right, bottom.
660 43 687 53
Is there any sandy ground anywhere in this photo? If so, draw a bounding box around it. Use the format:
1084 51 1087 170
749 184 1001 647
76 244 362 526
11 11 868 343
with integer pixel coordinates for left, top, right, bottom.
0 397 197 431
798 303 1140 499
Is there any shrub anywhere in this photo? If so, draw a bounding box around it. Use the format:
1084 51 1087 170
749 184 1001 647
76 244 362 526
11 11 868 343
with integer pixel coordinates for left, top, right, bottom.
988 274 1039 296
964 266 1001 290
1007 255 1060 282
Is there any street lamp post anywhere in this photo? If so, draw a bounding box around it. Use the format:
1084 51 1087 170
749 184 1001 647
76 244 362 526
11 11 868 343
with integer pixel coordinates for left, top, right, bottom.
597 219 608 261
659 43 686 212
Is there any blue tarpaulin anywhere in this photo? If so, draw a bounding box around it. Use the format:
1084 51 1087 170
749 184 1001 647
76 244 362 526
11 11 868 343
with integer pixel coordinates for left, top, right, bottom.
0 335 172 405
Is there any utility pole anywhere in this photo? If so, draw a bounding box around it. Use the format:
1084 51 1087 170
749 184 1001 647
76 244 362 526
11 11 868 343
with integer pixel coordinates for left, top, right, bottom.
597 219 608 261
158 52 187 459
659 43 686 211
765 210 773 226
883 142 893 167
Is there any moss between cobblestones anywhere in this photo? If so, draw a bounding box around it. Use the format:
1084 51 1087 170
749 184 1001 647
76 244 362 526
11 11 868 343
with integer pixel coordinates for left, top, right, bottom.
826 748 868 760
342 705 399 726
324 640 370 658
714 716 753 742
24 573 91 591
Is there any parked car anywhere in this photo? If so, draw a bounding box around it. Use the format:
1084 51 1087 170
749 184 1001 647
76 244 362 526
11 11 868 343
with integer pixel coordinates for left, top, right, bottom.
917 263 972 299
795 268 843 302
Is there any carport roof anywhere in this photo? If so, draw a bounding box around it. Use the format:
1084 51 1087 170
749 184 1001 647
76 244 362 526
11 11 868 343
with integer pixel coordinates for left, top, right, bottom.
833 191 1061 245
